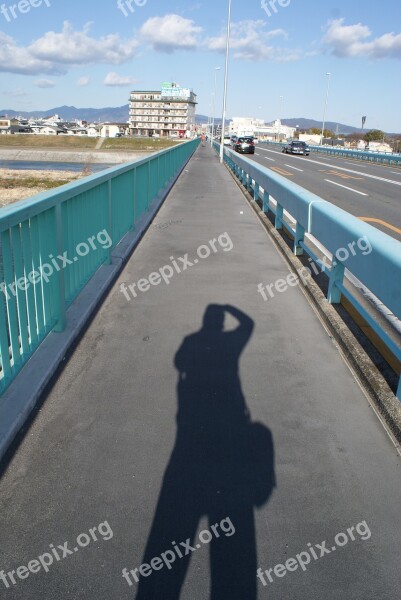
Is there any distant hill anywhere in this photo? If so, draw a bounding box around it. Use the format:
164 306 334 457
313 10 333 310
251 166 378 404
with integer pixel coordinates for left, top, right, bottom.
281 118 367 135
0 105 130 123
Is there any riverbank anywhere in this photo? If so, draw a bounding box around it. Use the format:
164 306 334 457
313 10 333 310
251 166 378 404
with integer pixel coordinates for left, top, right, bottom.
0 168 85 206
0 148 152 164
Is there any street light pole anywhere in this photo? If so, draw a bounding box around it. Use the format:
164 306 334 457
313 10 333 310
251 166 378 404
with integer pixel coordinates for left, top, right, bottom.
320 72 331 146
211 67 221 145
219 0 232 163
279 95 284 141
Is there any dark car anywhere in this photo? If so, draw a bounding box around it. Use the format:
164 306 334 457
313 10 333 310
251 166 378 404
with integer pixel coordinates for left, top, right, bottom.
234 136 255 154
282 141 310 155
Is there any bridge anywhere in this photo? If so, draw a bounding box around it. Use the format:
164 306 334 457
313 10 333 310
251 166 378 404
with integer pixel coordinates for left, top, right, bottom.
0 140 401 599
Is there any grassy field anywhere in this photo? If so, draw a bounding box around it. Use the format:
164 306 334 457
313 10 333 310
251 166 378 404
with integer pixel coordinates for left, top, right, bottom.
0 135 183 151
0 135 97 149
101 137 181 151
0 175 74 190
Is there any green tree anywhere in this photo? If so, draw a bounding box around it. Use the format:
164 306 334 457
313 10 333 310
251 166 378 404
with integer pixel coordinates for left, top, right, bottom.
364 129 385 142
308 127 334 137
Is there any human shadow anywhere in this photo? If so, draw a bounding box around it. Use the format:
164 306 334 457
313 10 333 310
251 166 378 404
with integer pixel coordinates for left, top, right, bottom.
135 304 275 599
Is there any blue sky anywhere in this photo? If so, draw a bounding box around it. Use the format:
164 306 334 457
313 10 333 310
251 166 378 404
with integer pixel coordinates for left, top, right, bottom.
0 0 400 131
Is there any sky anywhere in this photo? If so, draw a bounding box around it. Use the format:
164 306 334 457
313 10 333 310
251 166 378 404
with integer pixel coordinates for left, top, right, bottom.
0 0 400 131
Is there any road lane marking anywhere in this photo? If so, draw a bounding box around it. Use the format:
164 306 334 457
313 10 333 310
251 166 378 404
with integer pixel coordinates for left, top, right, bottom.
290 155 401 186
285 164 304 172
324 179 368 196
358 217 401 235
258 147 401 185
264 156 275 162
257 147 280 155
345 161 367 168
391 171 401 175
320 169 364 180
271 166 293 176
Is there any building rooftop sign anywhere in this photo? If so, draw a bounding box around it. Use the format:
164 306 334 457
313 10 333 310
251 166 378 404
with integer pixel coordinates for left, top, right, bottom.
161 82 192 100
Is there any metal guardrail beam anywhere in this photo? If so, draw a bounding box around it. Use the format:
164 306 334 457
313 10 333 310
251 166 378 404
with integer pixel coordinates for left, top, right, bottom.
214 141 401 399
0 138 200 394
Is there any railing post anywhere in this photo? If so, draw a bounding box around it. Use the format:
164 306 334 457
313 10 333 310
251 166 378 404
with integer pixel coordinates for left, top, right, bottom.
275 203 283 230
294 222 305 256
105 179 113 262
53 204 66 332
327 261 345 304
147 160 150 210
254 182 259 202
247 173 253 194
263 190 269 213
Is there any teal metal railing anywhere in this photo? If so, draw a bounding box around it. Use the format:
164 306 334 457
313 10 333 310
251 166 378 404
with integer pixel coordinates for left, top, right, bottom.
214 141 401 399
0 138 199 393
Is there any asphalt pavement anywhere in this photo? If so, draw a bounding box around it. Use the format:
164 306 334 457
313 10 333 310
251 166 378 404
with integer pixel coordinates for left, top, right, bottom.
0 142 400 600
252 145 401 241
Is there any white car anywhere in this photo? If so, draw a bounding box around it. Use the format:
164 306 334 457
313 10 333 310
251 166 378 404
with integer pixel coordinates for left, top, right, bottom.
223 136 231 145
253 137 259 144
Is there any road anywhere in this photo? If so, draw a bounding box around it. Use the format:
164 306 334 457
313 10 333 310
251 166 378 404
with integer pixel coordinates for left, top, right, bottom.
250 145 401 242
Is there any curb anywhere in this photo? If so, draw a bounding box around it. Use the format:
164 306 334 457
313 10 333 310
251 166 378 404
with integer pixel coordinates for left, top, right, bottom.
0 149 197 464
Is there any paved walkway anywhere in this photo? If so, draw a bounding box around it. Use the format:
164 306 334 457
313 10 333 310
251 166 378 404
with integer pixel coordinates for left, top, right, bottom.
0 143 400 599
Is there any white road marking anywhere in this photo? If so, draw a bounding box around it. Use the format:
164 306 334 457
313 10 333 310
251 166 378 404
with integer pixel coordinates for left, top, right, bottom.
391 171 401 175
258 146 401 185
285 164 303 172
292 155 401 186
345 161 367 168
258 147 280 155
264 156 275 162
324 179 368 196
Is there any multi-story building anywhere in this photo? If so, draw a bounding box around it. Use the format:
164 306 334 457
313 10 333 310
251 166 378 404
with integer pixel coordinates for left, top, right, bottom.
229 117 295 141
129 82 197 138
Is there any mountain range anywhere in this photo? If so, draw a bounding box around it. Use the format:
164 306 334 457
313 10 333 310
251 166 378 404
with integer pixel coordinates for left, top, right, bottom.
0 105 383 134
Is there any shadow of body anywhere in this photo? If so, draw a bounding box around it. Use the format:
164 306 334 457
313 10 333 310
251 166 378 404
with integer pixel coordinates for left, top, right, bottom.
136 305 275 599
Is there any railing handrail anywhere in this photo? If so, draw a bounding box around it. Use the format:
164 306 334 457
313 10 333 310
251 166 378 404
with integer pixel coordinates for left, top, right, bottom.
0 138 200 394
0 140 193 232
214 141 401 397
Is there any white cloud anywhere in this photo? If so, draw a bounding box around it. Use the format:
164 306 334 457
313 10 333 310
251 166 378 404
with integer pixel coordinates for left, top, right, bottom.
103 72 137 86
34 79 56 88
140 14 202 53
206 20 299 62
30 22 139 65
0 23 139 75
323 19 401 59
0 32 62 75
77 76 90 86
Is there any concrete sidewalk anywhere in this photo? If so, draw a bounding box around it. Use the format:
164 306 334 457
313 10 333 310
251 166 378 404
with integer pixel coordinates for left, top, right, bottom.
0 143 400 599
